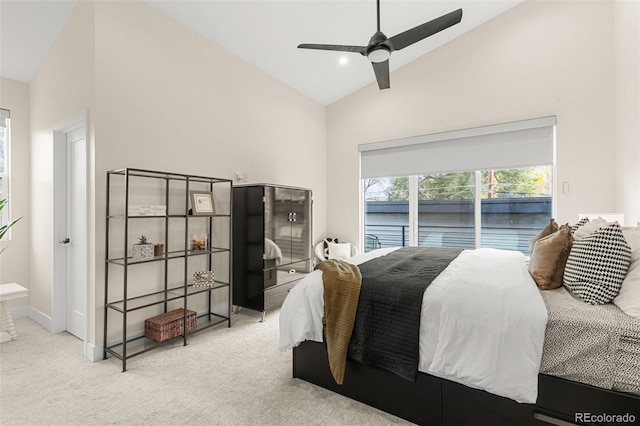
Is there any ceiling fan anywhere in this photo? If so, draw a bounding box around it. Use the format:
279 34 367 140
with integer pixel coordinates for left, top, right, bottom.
298 1 463 90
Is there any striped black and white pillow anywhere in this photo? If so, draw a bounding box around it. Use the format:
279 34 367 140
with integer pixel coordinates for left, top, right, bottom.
563 223 631 304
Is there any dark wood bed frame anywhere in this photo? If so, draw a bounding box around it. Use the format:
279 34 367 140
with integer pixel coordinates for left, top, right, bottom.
293 341 640 425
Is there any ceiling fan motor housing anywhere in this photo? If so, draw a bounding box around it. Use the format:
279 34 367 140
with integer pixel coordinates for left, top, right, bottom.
367 31 392 63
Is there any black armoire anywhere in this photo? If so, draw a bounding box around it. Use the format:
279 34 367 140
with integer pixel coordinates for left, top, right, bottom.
233 184 313 321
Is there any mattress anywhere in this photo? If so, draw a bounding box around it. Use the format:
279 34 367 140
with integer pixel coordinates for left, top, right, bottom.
539 286 640 393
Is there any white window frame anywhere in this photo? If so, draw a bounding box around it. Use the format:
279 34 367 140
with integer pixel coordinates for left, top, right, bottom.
1 108 11 238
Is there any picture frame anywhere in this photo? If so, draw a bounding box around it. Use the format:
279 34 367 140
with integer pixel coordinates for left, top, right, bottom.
190 191 215 215
193 270 215 288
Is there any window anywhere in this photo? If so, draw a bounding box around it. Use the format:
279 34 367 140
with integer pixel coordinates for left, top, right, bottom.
363 176 410 250
0 108 11 236
417 171 476 249
361 117 555 255
480 167 552 253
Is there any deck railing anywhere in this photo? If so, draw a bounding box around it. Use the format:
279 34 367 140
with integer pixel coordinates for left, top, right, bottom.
364 197 551 254
364 224 541 254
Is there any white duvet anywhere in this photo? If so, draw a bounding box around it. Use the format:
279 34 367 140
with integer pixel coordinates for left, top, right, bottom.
279 247 548 404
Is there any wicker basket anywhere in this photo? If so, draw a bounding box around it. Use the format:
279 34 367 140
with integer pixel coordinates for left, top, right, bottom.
144 308 197 342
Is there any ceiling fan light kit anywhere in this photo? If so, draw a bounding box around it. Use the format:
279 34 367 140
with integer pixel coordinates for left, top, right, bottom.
298 0 463 90
367 47 391 64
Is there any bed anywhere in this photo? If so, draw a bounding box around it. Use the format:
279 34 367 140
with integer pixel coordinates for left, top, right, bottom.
279 246 640 425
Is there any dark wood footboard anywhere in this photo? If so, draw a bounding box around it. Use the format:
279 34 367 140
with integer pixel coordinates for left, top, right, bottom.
293 341 640 425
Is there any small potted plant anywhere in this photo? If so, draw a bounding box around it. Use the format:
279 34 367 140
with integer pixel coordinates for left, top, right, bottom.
132 235 154 260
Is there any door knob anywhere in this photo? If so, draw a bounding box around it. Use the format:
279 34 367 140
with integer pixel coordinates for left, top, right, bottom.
60 238 70 245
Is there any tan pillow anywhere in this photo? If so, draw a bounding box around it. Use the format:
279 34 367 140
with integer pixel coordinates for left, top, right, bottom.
529 219 560 254
550 224 573 286
529 226 574 290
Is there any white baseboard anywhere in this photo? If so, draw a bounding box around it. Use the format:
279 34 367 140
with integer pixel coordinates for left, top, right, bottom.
10 306 30 320
28 306 53 333
24 306 100 363
86 342 103 362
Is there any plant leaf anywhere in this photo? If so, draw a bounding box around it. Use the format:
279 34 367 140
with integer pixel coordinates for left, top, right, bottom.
0 216 21 240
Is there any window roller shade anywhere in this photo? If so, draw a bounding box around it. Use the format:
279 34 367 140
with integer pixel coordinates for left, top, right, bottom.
360 116 555 179
0 109 9 129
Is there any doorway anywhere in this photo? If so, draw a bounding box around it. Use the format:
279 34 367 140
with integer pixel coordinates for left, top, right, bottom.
52 110 89 358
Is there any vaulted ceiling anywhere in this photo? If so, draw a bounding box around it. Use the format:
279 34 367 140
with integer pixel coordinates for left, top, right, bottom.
0 0 523 105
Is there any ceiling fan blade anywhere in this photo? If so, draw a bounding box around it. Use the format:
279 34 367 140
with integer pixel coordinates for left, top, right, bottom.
298 44 367 55
371 60 390 90
387 8 462 52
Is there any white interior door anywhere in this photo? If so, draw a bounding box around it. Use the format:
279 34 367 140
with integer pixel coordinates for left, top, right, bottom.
64 128 87 340
51 110 89 358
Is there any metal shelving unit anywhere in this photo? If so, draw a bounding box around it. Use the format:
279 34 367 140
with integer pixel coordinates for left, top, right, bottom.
103 168 232 371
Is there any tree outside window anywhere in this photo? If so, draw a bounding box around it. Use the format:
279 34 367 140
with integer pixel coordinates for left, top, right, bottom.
363 166 553 254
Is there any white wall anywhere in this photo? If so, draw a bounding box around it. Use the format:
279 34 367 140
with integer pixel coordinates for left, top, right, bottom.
326 0 633 245
89 2 325 345
614 0 640 226
29 0 96 329
0 78 31 312
24 0 327 349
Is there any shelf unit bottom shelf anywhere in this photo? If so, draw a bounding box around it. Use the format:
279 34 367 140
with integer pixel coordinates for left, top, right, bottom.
104 313 230 361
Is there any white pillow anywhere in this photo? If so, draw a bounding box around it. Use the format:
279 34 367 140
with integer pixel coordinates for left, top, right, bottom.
622 226 640 252
328 242 351 260
572 217 610 240
614 226 640 318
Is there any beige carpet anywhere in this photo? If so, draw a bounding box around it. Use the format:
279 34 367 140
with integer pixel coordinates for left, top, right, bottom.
0 309 409 425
